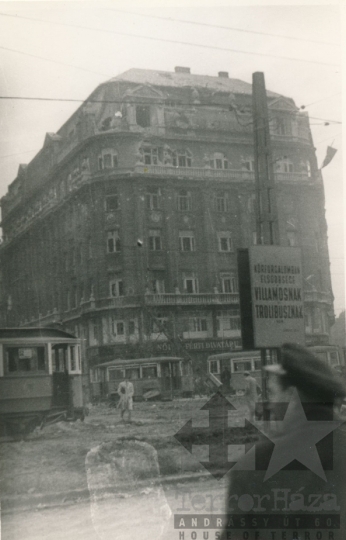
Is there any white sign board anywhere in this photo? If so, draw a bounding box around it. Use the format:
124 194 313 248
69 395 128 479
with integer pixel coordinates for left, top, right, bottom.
248 246 305 348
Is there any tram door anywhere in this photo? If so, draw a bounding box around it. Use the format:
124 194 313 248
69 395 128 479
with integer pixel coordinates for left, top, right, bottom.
51 345 70 408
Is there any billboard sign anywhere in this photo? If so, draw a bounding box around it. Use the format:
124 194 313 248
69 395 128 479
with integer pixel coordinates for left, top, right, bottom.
238 246 305 348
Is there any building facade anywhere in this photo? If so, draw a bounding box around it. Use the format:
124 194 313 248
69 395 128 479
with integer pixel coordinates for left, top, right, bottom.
0 67 335 396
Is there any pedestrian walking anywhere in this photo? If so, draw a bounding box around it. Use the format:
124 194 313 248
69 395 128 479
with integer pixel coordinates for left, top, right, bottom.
221 343 346 540
117 377 134 422
220 366 231 394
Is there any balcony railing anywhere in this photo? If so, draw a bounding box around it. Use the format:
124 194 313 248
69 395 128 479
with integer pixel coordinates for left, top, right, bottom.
134 165 312 183
22 290 333 327
144 293 239 305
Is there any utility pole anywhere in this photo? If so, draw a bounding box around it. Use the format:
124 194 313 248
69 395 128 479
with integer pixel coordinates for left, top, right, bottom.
253 72 280 246
252 72 280 399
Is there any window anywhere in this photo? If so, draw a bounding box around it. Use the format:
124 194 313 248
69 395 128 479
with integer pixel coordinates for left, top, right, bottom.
89 321 98 346
272 117 288 136
183 272 199 293
233 361 252 372
173 150 192 168
109 368 124 381
112 319 125 336
216 192 228 212
142 366 158 379
146 187 161 210
179 231 195 252
136 105 151 128
125 367 140 379
313 307 322 332
276 157 294 173
177 190 192 211
248 194 256 214
242 157 255 172
220 273 237 293
183 314 211 338
98 149 118 170
254 360 262 370
149 229 162 251
216 310 241 337
110 279 124 297
5 347 46 374
143 147 159 165
218 232 233 252
105 194 119 212
128 320 136 335
107 231 121 253
211 152 228 170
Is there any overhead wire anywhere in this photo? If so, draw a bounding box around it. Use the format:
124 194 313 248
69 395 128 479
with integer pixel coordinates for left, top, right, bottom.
0 46 112 77
105 8 340 47
300 92 341 109
1 9 339 47
0 13 340 67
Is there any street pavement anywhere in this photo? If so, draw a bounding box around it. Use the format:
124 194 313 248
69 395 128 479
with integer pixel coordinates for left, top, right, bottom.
2 477 227 540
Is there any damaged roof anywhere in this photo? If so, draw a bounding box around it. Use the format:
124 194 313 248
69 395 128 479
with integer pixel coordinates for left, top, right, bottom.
111 68 282 98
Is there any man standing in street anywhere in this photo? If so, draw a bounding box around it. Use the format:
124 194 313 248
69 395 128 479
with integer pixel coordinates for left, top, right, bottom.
117 377 134 423
243 370 260 422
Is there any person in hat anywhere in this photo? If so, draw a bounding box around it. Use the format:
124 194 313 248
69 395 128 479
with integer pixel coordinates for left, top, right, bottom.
243 370 261 422
221 343 346 540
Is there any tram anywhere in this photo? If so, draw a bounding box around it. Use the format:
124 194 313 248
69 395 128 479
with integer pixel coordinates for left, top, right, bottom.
208 345 346 393
207 350 261 391
90 356 194 401
0 327 84 436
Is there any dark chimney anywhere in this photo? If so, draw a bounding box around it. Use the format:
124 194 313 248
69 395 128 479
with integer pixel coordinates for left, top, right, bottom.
175 66 191 74
218 71 229 78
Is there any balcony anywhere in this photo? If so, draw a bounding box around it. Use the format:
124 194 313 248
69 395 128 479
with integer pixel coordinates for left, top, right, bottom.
304 290 333 305
134 164 313 184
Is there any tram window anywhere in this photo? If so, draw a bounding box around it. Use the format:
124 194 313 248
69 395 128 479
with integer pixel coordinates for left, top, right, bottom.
142 366 157 379
109 369 124 380
5 347 46 373
233 361 252 372
209 360 220 374
70 347 76 371
125 367 140 379
37 348 45 370
254 360 262 370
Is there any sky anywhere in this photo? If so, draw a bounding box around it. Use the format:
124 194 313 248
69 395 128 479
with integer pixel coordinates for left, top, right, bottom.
0 1 344 316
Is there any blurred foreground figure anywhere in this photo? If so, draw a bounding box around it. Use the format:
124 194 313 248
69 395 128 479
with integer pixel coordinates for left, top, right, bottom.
221 343 346 540
243 370 261 422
